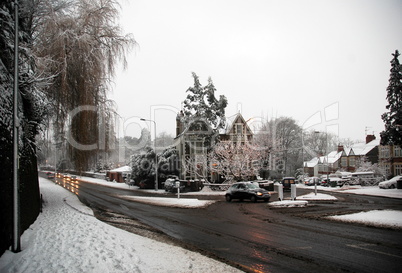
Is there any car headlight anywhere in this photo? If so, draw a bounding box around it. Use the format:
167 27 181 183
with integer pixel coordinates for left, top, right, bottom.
257 192 263 196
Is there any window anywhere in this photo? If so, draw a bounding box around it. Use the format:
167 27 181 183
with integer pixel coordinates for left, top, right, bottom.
395 163 402 176
341 157 347 167
349 157 355 167
394 146 402 157
380 146 390 158
236 124 243 135
318 164 324 172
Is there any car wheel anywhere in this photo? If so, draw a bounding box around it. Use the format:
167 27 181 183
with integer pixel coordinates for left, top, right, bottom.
390 184 395 189
250 195 257 202
225 195 232 202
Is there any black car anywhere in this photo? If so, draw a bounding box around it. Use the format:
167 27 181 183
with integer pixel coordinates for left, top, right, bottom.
225 182 271 202
281 177 296 191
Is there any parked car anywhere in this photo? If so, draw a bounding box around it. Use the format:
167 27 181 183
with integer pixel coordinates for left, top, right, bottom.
225 182 271 202
379 175 402 189
281 177 296 191
257 180 274 191
163 177 184 192
305 177 320 186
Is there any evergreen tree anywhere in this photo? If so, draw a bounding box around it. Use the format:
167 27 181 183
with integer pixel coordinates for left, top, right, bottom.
381 50 402 146
182 72 228 135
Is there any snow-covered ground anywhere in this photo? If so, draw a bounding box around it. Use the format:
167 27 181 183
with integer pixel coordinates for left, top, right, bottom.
1 176 401 272
0 178 242 273
296 183 402 199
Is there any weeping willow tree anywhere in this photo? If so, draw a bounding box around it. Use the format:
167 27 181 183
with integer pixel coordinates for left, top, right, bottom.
33 0 135 171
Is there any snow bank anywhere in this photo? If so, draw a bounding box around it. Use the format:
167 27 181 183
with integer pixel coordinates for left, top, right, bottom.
327 210 402 229
297 192 338 201
0 178 242 273
121 196 216 208
268 200 308 207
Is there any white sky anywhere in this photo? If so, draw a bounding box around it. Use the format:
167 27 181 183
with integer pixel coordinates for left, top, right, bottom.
111 0 402 142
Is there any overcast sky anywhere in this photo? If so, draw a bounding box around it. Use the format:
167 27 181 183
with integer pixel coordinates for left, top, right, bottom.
110 0 402 143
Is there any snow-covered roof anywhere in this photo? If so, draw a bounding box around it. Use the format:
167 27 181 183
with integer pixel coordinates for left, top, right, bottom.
109 165 132 173
219 113 253 136
325 151 343 164
348 139 380 156
305 151 342 167
304 157 319 168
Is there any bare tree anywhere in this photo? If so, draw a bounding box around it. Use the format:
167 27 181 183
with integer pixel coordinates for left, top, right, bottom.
211 141 262 182
255 117 302 176
181 154 209 181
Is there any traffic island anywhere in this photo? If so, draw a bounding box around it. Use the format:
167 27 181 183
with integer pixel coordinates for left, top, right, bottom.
268 200 308 208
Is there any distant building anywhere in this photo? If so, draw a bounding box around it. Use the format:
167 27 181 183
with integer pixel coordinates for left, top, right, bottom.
303 135 380 177
303 150 342 178
339 135 379 172
106 165 132 183
379 144 402 178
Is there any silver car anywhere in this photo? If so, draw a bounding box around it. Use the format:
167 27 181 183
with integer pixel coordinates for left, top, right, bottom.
378 175 402 189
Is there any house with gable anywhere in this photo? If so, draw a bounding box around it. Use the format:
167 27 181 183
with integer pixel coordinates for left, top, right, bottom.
175 111 254 181
175 112 214 180
339 135 379 172
219 113 253 144
303 150 342 178
303 135 380 177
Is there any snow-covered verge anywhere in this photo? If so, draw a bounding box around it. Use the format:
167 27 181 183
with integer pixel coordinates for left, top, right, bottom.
121 196 216 208
268 200 308 207
0 178 242 273
327 210 402 229
296 185 402 229
297 183 402 199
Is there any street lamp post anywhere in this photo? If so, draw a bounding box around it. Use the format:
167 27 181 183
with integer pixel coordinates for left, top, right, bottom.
301 129 305 180
315 130 329 191
140 118 158 191
12 0 20 253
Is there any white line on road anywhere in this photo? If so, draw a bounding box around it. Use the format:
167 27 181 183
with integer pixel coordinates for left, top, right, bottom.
347 243 402 259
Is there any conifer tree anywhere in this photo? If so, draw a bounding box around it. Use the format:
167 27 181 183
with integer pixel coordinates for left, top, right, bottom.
182 72 228 136
381 50 402 146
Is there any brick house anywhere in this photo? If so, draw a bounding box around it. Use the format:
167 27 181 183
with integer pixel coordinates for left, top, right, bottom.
379 144 402 178
304 135 380 177
339 135 379 172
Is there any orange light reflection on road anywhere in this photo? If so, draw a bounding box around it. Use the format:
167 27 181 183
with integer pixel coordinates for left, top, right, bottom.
244 230 273 273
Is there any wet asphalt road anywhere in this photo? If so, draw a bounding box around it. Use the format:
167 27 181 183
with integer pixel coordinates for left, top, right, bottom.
58 177 402 273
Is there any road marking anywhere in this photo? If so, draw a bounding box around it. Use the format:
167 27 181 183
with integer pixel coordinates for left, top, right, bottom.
347 243 402 259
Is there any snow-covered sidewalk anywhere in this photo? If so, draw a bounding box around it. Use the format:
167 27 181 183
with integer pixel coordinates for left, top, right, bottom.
0 178 242 273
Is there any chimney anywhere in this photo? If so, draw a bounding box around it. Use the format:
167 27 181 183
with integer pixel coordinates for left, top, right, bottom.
366 134 376 144
337 145 344 153
176 111 184 137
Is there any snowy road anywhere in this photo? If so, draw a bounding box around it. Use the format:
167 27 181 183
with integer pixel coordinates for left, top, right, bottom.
3 174 402 273
64 176 402 272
